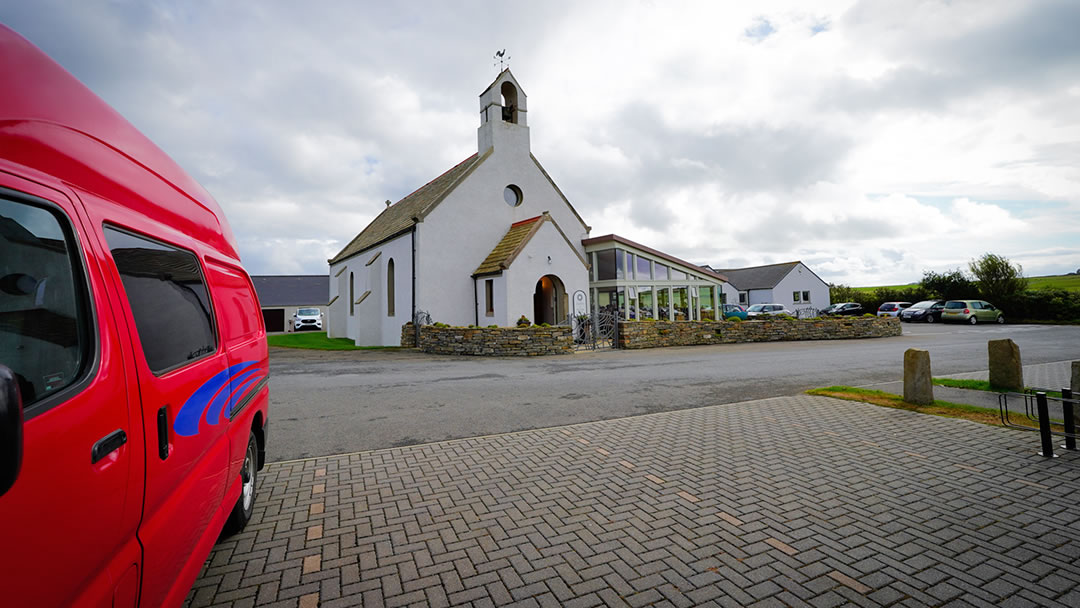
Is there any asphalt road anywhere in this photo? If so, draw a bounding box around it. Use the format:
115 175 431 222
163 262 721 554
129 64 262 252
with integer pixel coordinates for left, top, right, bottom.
265 323 1079 461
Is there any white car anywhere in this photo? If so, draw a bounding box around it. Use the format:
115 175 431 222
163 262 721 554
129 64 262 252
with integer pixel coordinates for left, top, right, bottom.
876 301 912 318
746 303 793 318
292 307 323 331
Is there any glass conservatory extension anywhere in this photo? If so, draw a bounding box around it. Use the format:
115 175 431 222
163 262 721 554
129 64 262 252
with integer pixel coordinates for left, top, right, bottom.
582 235 731 321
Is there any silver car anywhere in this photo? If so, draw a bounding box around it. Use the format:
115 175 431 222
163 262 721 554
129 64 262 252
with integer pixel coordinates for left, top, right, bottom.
746 303 793 318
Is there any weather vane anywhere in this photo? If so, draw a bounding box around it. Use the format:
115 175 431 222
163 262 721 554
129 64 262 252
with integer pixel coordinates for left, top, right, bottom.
493 49 510 72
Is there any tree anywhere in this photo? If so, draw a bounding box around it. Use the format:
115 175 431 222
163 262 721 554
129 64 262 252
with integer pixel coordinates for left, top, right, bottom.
968 253 1028 300
920 268 973 301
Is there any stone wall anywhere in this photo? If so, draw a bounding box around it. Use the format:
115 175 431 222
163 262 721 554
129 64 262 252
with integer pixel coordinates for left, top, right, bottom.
402 323 574 356
618 317 901 349
401 322 416 348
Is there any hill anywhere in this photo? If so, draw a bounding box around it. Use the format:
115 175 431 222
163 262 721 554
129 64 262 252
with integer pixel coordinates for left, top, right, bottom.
853 274 1080 293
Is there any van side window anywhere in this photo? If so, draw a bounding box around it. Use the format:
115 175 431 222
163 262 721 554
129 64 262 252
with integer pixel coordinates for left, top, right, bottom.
104 227 216 374
0 196 92 408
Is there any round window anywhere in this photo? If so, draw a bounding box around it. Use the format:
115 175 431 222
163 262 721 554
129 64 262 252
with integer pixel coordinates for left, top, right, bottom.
503 184 522 207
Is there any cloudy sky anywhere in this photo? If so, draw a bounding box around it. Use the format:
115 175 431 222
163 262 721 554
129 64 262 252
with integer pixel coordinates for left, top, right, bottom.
4 0 1079 286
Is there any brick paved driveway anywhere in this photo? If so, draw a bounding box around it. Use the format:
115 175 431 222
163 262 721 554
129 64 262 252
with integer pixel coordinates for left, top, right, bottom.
187 395 1080 607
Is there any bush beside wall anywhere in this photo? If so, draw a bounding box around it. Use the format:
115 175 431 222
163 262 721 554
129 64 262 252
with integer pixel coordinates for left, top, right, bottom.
618 317 901 349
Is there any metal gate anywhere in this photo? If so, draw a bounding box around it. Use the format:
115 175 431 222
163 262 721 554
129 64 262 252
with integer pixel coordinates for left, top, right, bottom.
562 309 619 351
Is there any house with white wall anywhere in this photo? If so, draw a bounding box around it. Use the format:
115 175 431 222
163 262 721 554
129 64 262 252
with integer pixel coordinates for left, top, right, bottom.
712 261 830 311
327 70 591 346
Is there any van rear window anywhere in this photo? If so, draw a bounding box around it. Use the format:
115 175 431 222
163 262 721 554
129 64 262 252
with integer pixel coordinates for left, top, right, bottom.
104 227 217 374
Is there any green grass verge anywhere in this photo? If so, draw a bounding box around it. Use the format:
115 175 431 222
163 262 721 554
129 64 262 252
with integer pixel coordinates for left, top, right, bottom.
807 385 1063 430
933 377 1063 398
266 332 396 350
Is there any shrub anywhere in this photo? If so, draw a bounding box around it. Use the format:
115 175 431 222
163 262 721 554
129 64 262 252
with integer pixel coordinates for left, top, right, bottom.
539 322 550 327
516 315 531 327
487 324 498 328
970 253 1028 301
725 316 742 323
432 322 449 328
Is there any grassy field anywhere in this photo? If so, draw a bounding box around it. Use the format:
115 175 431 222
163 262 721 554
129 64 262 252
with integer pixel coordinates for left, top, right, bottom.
266 332 395 350
853 274 1080 293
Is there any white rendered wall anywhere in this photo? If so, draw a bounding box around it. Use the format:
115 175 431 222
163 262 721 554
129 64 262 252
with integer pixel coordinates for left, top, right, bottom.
473 274 508 326
417 148 590 326
327 232 413 346
328 267 348 338
504 221 590 324
773 263 830 311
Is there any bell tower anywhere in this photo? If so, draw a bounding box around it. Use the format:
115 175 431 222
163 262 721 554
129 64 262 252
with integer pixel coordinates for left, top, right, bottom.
478 69 530 157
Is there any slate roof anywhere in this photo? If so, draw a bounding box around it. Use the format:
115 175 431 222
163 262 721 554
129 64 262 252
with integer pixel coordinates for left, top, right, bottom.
328 152 487 265
713 262 801 291
473 216 543 276
251 275 329 307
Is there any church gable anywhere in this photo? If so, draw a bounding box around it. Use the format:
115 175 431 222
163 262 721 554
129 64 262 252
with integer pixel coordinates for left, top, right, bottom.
328 152 487 265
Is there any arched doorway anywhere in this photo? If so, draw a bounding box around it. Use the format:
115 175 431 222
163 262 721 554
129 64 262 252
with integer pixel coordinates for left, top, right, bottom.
533 275 565 325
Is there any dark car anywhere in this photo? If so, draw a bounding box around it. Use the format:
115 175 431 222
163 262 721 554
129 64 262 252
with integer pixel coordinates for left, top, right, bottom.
823 302 864 316
900 300 946 323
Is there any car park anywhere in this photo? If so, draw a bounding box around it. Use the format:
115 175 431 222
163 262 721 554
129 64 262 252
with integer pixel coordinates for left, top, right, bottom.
823 302 864 316
291 307 323 331
0 26 269 608
900 300 946 323
721 304 748 320
746 303 793 318
941 300 1005 325
876 301 912 318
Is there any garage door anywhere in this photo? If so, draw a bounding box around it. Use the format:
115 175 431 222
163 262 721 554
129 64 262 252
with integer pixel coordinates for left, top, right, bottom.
262 308 285 332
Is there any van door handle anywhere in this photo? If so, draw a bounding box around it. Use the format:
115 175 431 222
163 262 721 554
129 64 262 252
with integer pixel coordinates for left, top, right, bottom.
157 406 169 460
91 429 127 464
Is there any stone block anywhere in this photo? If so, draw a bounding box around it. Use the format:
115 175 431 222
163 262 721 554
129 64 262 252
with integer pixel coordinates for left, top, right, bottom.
904 348 934 405
987 339 1023 391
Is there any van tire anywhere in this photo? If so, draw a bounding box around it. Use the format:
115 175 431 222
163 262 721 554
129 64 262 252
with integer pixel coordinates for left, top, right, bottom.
222 431 258 536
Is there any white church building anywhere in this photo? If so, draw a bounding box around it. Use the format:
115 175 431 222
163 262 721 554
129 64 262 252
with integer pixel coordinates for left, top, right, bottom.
327 70 592 345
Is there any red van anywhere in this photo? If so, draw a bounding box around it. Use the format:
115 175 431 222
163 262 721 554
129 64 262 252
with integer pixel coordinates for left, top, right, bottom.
0 26 269 607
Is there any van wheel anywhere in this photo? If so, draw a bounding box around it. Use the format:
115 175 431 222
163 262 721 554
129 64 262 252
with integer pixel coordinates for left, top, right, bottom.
222 431 258 536
968 316 977 325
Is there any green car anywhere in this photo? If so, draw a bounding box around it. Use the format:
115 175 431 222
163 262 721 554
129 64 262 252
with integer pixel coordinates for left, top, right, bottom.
941 300 1005 325
722 304 748 320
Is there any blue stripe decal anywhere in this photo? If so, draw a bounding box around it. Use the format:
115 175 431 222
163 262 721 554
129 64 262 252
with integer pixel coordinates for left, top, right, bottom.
174 360 259 437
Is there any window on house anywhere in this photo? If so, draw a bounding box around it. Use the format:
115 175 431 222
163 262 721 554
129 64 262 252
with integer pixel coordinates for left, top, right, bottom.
615 248 625 280
654 263 668 280
636 255 651 279
485 279 494 316
595 249 617 280
387 258 395 316
793 291 801 303
739 292 747 304
802 291 810 302
105 226 216 375
350 272 354 315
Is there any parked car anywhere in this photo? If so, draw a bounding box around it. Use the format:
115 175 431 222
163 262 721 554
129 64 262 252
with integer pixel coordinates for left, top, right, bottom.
292 307 323 331
823 302 864 316
877 301 912 318
0 26 269 608
900 300 946 323
721 304 748 320
941 300 1005 325
746 303 793 318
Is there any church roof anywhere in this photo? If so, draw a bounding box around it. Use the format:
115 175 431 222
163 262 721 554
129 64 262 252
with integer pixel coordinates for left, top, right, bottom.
713 261 802 291
328 152 488 265
472 213 589 277
473 216 543 276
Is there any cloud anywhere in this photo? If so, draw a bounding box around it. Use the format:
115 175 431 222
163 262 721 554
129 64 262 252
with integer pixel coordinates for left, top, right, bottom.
2 0 1077 285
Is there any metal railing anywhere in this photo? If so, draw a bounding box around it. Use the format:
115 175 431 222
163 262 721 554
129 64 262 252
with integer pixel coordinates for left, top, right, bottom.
999 388 1078 458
